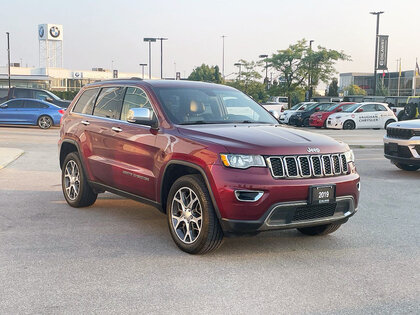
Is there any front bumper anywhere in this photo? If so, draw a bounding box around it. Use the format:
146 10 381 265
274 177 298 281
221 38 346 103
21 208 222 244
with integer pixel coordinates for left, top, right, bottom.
220 195 356 234
383 136 420 165
309 117 324 127
326 119 343 129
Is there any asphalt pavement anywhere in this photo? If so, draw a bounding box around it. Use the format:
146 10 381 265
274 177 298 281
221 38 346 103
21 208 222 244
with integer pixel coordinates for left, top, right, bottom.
0 126 419 314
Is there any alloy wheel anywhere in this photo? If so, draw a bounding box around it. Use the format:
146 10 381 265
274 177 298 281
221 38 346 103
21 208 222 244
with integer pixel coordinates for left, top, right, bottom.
170 187 202 244
39 116 52 129
64 160 80 200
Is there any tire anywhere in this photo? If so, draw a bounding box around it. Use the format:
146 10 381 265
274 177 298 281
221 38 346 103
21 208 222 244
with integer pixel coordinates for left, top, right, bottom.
397 111 404 121
393 162 420 171
343 120 355 130
297 223 342 236
167 174 224 254
303 118 310 127
384 119 395 129
38 115 53 129
62 152 97 207
403 103 417 120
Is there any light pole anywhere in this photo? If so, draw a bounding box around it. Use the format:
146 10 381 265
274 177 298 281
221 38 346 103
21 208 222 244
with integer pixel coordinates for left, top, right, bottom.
308 40 314 100
157 37 168 79
221 35 227 78
143 37 157 79
139 63 147 79
234 62 243 80
370 11 384 96
6 32 11 89
259 54 269 88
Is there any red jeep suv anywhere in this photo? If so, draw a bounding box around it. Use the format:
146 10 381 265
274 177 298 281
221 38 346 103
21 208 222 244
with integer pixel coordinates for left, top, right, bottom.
59 79 360 254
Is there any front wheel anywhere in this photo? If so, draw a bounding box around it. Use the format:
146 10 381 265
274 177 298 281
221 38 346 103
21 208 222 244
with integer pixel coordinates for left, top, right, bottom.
297 223 342 236
38 115 53 129
343 120 355 130
393 162 420 171
303 118 310 127
167 174 223 254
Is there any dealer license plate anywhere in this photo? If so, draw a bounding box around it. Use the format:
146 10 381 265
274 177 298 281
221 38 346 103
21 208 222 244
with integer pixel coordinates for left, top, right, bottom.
309 185 336 205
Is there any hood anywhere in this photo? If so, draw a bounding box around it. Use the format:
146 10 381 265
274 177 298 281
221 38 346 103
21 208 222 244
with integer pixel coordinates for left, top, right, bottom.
178 124 348 155
388 119 420 130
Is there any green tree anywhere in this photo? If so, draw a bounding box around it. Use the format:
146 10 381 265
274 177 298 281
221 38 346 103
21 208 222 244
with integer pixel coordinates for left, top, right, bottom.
267 39 349 103
188 64 223 83
327 78 339 96
376 80 389 96
344 84 367 96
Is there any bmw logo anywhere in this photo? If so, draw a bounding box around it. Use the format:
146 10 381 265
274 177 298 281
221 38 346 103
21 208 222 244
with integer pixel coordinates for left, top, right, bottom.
49 26 60 38
38 26 45 38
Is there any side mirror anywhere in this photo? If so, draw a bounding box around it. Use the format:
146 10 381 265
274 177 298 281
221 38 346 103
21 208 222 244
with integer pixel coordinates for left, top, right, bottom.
299 107 305 111
336 108 343 112
0 103 8 109
356 108 364 113
127 108 158 128
269 110 280 120
314 107 320 112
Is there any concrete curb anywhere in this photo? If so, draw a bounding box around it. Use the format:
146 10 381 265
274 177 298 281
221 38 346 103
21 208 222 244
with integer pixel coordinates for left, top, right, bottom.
0 148 24 169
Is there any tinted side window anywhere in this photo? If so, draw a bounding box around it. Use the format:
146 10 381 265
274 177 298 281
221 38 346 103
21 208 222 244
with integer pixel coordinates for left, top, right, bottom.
72 88 99 114
34 90 51 101
376 104 387 111
14 89 32 98
6 100 24 108
93 87 125 120
24 100 48 108
361 104 377 112
121 87 155 121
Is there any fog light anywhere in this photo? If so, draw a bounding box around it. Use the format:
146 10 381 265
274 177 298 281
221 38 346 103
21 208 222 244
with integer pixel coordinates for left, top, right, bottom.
234 190 264 202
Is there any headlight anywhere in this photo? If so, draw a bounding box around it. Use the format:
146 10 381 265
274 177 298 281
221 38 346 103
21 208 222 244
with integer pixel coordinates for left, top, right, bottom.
220 154 266 169
344 150 355 163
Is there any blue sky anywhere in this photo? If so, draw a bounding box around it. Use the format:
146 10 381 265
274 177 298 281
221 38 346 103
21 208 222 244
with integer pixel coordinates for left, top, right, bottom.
1 0 420 80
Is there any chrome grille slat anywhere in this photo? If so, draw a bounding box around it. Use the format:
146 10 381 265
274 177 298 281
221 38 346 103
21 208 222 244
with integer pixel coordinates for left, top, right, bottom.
267 153 349 179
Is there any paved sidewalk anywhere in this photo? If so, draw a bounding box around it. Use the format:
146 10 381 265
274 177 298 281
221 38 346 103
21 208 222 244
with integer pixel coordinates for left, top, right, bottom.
0 148 24 169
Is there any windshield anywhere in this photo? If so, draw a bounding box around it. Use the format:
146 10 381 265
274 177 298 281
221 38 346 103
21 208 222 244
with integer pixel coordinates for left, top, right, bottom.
291 102 315 111
326 104 340 112
154 87 278 125
342 103 362 112
314 103 335 111
46 90 61 101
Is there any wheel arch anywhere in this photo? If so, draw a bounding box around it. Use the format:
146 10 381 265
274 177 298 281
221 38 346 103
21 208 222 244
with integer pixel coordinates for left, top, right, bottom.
59 139 81 170
159 160 221 218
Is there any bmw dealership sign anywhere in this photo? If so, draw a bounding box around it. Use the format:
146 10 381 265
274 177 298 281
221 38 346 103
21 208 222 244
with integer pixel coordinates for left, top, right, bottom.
38 24 63 41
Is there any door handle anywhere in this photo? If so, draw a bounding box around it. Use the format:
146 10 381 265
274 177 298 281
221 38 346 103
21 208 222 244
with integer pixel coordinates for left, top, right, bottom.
111 127 122 132
81 120 90 126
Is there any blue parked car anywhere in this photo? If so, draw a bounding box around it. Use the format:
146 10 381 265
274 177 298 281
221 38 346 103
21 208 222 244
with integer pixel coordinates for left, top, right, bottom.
0 98 65 129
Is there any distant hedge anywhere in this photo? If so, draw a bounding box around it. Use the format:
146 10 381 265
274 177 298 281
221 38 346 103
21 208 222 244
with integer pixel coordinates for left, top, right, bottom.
50 90 79 101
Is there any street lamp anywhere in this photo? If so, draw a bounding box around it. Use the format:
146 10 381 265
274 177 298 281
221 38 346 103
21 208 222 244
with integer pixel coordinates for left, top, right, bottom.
370 11 384 96
156 37 168 79
6 32 11 89
234 62 244 80
139 63 147 79
143 37 157 79
221 35 227 78
307 40 314 101
259 54 269 88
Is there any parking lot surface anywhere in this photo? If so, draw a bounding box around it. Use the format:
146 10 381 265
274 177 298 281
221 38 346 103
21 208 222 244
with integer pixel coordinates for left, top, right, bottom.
0 126 419 314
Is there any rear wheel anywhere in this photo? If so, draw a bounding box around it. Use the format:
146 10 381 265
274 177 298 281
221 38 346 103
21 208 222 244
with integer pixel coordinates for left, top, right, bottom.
167 174 223 254
38 115 53 129
297 223 342 236
62 152 97 207
393 162 420 171
343 120 355 130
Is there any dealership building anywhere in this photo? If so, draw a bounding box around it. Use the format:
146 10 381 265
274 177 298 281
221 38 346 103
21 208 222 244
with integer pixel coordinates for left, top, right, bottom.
339 70 420 96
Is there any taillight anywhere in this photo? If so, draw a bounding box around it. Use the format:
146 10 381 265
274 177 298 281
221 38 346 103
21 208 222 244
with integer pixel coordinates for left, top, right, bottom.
58 109 65 115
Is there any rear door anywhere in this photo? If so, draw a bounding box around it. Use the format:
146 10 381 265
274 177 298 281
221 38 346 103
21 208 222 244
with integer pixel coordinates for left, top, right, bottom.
22 100 49 124
0 99 24 123
376 104 393 127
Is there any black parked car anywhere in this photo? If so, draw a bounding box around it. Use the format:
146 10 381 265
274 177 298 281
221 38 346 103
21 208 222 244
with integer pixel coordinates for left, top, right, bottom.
0 87 71 108
289 102 334 127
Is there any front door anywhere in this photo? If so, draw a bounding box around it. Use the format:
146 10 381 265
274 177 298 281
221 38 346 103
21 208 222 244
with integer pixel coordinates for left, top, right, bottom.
0 99 25 124
356 103 380 128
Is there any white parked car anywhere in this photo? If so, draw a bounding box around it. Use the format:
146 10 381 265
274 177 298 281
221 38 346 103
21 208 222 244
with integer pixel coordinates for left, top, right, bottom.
279 102 316 124
327 102 397 130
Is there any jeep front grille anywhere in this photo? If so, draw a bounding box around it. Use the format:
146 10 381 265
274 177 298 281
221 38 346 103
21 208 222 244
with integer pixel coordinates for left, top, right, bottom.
267 154 349 179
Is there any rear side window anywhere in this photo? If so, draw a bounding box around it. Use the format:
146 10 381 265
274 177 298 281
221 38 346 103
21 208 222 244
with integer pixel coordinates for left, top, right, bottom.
34 90 51 101
6 100 24 108
14 89 32 98
24 100 49 108
361 104 377 112
72 88 99 115
93 87 125 120
376 104 387 111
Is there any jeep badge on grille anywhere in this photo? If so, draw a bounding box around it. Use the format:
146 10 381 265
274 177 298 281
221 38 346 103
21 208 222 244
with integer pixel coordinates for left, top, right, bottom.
307 147 321 153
